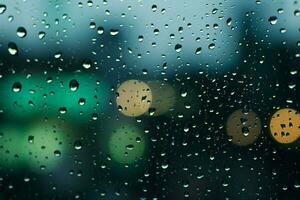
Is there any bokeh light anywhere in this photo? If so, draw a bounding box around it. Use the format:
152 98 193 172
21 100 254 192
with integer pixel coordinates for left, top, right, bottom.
108 125 146 164
0 125 26 170
226 109 261 146
22 119 72 171
0 73 110 122
146 81 176 116
269 108 300 144
116 80 152 117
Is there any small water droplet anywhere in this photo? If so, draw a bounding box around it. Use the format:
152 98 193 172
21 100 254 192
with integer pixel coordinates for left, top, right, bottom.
78 98 86 105
126 144 134 150
82 59 92 69
195 47 202 55
54 150 61 157
59 107 67 114
38 31 46 39
74 140 82 150
28 136 34 144
12 82 22 92
69 79 79 91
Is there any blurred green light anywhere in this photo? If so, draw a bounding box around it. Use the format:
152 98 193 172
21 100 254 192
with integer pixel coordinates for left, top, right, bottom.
108 125 146 165
0 125 27 169
22 119 71 172
0 73 110 122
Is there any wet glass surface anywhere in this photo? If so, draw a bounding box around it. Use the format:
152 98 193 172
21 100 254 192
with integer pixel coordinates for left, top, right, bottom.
0 0 300 199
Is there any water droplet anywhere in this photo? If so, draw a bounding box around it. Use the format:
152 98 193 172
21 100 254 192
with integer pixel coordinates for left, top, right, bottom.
208 43 215 50
78 98 86 105
54 52 62 59
226 18 232 26
28 135 34 144
54 150 61 157
151 4 157 12
161 163 168 169
175 44 182 52
126 144 134 150
110 29 119 36
69 79 79 91
180 88 187 97
97 26 104 34
8 42 18 55
24 177 30 182
294 10 300 17
59 107 67 114
16 27 27 38
86 18 94 27
74 140 82 150
0 4 6 14
12 82 22 92
195 47 202 55
38 31 46 39
92 113 98 120
268 16 278 25
242 127 250 136
82 59 92 69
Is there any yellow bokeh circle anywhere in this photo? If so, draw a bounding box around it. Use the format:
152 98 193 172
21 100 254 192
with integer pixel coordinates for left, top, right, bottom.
269 108 300 144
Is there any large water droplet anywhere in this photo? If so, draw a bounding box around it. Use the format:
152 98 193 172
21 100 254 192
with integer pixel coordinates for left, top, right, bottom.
268 16 278 25
8 42 18 55
175 44 182 52
17 27 27 38
110 29 119 36
0 4 6 14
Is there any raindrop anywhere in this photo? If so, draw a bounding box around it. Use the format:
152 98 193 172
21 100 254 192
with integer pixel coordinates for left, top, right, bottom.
175 44 182 52
28 136 34 144
78 98 86 105
110 29 119 36
97 26 104 35
54 150 61 157
268 16 278 25
59 107 67 114
8 42 18 55
69 79 79 91
151 4 157 12
208 43 215 50
126 144 134 150
0 4 6 14
82 59 92 69
17 27 27 38
226 18 232 26
195 47 202 55
74 141 82 150
12 82 22 92
38 31 46 39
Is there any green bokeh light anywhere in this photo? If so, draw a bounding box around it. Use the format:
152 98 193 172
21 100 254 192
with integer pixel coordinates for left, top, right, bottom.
22 120 71 172
108 125 146 165
0 125 26 169
0 73 110 122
